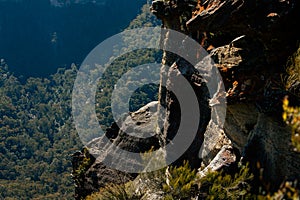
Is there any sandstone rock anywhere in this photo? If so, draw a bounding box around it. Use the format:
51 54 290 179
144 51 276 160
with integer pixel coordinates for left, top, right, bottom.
224 103 259 152
198 145 237 179
188 0 299 69
73 0 300 197
243 113 300 190
154 0 300 191
72 101 161 199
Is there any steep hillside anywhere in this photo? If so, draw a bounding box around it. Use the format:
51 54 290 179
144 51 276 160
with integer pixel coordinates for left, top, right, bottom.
0 3 154 199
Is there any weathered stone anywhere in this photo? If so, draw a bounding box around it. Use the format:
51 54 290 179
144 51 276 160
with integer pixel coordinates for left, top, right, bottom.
198 145 237 179
72 101 161 199
224 103 259 152
155 0 300 191
73 0 300 197
243 114 300 191
199 120 232 166
188 0 299 69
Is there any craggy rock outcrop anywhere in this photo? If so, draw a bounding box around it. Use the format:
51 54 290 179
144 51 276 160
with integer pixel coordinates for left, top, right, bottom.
72 0 300 198
152 0 300 191
186 0 300 190
72 102 161 199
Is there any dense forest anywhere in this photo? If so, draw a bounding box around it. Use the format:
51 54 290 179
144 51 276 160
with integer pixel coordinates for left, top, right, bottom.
0 3 160 199
1 0 300 199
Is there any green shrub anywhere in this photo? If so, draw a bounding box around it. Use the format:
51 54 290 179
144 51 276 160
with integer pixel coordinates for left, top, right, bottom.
256 180 299 200
72 148 94 186
86 157 298 199
162 161 196 200
85 181 141 200
283 45 300 97
197 163 254 200
282 97 300 152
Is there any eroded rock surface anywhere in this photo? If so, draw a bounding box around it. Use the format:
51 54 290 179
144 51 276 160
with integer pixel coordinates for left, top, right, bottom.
72 102 161 199
72 0 300 197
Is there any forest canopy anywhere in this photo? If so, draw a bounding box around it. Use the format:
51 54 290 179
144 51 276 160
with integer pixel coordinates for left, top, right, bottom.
0 4 160 199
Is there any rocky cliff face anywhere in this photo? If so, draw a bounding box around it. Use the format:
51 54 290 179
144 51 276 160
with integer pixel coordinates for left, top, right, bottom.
151 0 300 189
72 0 300 198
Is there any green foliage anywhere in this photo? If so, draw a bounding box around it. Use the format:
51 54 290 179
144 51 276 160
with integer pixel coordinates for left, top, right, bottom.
283 45 300 97
197 163 254 200
73 148 94 185
162 161 196 200
0 62 82 198
95 48 160 120
0 3 161 199
282 45 300 151
282 97 300 152
92 4 162 131
85 158 297 200
139 148 167 192
85 161 255 200
127 4 161 29
85 181 141 200
256 180 299 200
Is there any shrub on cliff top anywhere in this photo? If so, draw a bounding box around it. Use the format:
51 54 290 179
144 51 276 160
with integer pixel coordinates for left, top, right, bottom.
283 45 300 97
283 97 300 152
